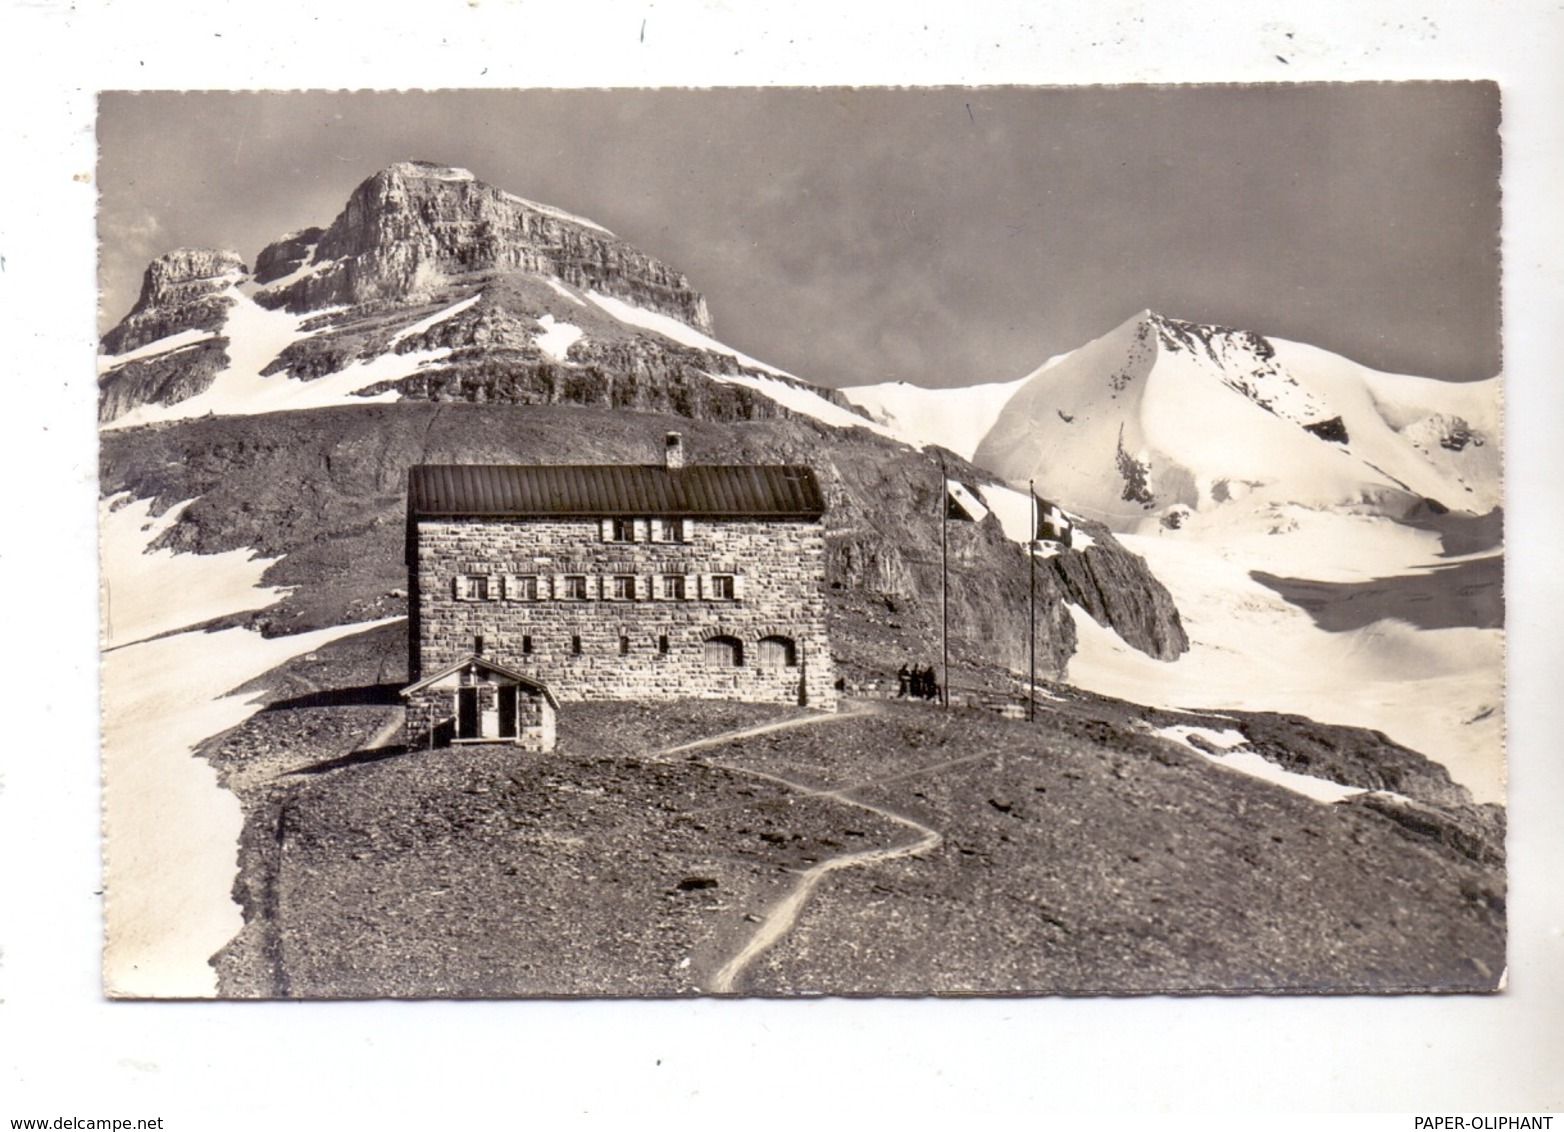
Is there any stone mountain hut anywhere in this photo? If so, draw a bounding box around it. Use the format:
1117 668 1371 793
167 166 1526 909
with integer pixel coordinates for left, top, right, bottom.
400 433 836 749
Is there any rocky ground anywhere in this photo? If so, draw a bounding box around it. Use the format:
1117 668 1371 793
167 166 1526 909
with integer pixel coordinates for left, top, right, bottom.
205 622 1504 998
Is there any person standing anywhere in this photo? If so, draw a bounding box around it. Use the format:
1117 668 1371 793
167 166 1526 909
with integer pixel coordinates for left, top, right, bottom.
897 664 911 697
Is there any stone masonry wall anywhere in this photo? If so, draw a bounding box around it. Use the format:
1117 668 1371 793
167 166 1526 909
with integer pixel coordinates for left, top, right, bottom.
412 516 837 710
405 682 555 752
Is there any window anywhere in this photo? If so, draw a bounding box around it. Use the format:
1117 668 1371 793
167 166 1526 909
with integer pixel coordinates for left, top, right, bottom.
610 518 637 543
612 574 636 601
473 634 485 655
571 634 583 656
661 575 685 600
658 518 687 543
507 574 539 601
521 635 533 656
709 574 735 600
758 635 797 668
563 575 589 601
456 574 492 601
703 635 744 667
658 634 670 655
619 635 630 656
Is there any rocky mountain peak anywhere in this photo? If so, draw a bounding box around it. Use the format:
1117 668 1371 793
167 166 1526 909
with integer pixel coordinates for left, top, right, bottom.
130 247 246 314
253 162 713 335
101 247 246 357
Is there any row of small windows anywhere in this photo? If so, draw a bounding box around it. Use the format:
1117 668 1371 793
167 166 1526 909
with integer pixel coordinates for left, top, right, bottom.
603 518 690 544
469 632 797 667
455 573 740 602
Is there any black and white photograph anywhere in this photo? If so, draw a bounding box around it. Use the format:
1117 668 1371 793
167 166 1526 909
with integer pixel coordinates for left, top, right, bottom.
96 85 1508 1000
5 0 1563 1122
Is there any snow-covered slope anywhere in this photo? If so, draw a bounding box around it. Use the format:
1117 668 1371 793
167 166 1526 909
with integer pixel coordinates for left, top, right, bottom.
1066 517 1504 803
100 493 400 996
841 311 1501 534
99 285 478 430
840 311 1505 800
844 377 1026 460
977 311 1500 530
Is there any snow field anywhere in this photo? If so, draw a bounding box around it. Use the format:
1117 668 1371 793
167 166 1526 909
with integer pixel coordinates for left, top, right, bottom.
706 369 905 441
546 277 586 305
102 617 399 997
100 495 290 647
906 312 1503 531
97 327 220 371
1066 525 1504 803
102 289 480 428
246 242 328 298
99 492 400 996
583 289 793 377
843 378 1025 460
578 290 907 440
387 292 482 347
501 190 615 235
1149 724 1381 805
534 313 584 362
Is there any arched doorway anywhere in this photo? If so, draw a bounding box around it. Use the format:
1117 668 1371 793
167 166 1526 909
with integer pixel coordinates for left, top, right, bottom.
703 635 744 667
757 635 797 668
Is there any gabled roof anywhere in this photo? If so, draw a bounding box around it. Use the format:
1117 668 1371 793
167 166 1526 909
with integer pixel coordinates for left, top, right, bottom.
407 463 824 520
400 654 560 708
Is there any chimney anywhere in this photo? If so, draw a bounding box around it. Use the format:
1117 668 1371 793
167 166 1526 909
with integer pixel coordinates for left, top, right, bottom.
664 431 686 470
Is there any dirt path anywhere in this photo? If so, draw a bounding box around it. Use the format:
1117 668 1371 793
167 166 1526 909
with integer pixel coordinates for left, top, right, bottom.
651 702 947 994
655 701 873 757
357 710 405 755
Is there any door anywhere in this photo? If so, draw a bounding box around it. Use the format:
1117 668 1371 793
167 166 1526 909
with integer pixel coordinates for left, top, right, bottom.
703 635 743 667
758 635 796 668
497 686 518 739
457 687 479 740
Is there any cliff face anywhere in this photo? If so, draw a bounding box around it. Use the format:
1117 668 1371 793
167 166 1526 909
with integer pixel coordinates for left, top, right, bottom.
254 162 711 334
253 227 326 285
98 338 232 424
1046 524 1188 660
98 248 247 421
253 275 860 423
100 247 244 356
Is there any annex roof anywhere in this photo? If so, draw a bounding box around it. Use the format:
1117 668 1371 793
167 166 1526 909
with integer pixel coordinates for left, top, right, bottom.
407 463 825 520
400 654 560 708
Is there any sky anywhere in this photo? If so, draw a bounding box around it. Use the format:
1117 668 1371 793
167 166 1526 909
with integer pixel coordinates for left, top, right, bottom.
97 85 1501 388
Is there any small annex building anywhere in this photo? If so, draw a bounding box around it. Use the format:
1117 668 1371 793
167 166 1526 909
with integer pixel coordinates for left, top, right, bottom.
402 654 558 751
401 433 836 748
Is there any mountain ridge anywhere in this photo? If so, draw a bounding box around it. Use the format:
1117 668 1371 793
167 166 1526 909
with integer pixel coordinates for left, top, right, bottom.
98 162 861 429
846 308 1500 535
249 161 712 332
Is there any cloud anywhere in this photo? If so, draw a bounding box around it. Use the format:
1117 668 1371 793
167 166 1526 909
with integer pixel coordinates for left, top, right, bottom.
97 207 165 331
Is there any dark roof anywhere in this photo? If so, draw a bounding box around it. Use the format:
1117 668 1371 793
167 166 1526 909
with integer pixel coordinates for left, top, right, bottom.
407 463 825 520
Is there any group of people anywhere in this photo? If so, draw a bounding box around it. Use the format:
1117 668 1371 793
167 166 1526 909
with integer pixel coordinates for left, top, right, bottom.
897 663 941 701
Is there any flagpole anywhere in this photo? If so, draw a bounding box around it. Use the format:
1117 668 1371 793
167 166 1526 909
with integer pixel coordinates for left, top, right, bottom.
940 453 949 709
1029 480 1036 722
